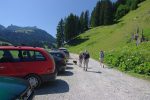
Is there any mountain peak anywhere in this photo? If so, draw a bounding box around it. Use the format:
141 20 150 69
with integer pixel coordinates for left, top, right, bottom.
0 24 5 30
7 25 21 30
0 24 56 47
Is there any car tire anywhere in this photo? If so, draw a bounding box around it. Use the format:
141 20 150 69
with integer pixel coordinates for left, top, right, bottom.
25 74 41 88
55 67 58 75
61 68 65 73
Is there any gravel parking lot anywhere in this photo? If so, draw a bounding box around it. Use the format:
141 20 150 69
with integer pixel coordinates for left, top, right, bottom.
35 54 150 100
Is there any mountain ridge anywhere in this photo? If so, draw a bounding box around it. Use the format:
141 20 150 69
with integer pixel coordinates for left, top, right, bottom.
0 24 56 47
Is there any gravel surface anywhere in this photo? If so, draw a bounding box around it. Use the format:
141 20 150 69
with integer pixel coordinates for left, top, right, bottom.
35 54 150 100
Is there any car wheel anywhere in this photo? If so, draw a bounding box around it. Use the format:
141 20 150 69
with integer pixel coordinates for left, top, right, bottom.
61 68 65 73
55 67 58 75
25 74 41 88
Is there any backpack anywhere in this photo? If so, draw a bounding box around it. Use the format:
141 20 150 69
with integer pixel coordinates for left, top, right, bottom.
84 53 90 59
100 51 104 58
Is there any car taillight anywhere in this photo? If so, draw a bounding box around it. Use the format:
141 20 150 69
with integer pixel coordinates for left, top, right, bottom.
47 68 51 73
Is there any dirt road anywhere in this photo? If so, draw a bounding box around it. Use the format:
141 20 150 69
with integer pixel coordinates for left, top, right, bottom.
35 54 150 100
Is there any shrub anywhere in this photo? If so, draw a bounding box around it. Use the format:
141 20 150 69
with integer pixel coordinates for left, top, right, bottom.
105 42 150 76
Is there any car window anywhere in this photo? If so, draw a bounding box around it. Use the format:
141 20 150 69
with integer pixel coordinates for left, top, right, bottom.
30 51 46 61
0 50 3 58
9 50 20 62
49 52 64 58
0 50 46 62
56 53 63 58
10 50 32 62
56 53 65 58
0 50 13 63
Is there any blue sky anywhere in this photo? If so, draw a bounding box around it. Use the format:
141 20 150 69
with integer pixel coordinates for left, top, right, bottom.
0 0 116 37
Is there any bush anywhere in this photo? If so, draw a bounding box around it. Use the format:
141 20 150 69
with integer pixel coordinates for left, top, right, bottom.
105 42 150 75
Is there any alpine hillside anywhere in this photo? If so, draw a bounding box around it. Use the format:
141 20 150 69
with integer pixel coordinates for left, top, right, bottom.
67 0 150 79
0 25 56 47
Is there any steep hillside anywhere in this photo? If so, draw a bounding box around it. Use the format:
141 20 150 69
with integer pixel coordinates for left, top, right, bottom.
68 0 150 60
0 25 56 47
67 0 150 79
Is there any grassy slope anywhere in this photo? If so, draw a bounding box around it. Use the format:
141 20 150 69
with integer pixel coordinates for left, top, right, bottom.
68 0 150 60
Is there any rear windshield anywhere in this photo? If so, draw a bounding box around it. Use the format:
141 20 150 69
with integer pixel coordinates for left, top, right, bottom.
50 52 65 58
63 50 69 53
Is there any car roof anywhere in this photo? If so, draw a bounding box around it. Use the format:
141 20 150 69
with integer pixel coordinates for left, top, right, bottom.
59 47 67 50
50 50 63 53
0 46 45 51
50 50 66 55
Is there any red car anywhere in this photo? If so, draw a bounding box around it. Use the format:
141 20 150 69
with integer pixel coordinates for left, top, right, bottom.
0 46 57 88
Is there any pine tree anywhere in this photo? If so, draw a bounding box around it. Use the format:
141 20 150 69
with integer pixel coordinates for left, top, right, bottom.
64 14 80 42
91 0 114 26
84 10 89 30
100 0 105 25
56 19 64 47
115 4 129 20
90 1 101 27
64 14 73 42
126 0 138 10
90 7 97 27
74 15 80 35
80 12 85 33
103 0 113 25
95 1 101 26
131 0 138 10
116 0 126 7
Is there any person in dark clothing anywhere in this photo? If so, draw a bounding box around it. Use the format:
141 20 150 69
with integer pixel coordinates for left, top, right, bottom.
0 51 13 62
79 52 83 67
83 50 90 71
99 50 104 68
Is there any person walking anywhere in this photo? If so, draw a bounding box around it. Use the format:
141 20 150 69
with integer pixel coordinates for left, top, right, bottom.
79 52 83 67
83 50 90 71
99 50 104 68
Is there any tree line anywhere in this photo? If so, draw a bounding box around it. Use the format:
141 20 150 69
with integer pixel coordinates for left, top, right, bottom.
56 0 145 47
56 11 89 47
115 0 145 20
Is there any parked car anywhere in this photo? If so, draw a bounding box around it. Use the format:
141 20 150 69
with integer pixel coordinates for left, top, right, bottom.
50 52 66 73
49 50 67 63
59 48 70 59
0 46 57 88
0 76 34 100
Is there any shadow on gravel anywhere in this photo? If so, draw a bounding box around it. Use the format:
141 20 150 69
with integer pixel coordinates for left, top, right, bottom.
106 67 112 69
86 70 102 74
79 67 92 69
66 66 74 70
66 62 73 65
35 79 69 95
87 67 92 69
58 71 74 76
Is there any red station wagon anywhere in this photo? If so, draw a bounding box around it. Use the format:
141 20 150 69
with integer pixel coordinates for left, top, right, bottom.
0 46 57 88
